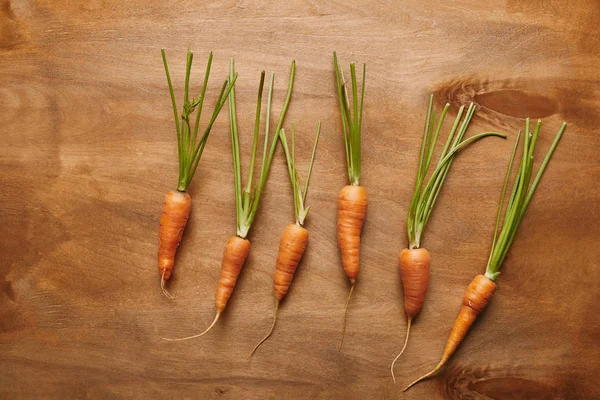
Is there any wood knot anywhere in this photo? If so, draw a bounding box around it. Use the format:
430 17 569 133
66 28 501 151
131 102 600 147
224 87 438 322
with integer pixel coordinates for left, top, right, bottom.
432 78 559 129
0 0 26 50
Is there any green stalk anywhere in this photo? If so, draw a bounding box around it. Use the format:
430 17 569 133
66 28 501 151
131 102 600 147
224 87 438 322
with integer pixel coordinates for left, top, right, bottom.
334 52 365 186
243 72 266 213
161 49 235 193
485 121 566 280
303 122 321 204
279 122 321 225
191 52 213 152
228 58 243 230
407 98 506 249
333 53 351 179
228 60 296 238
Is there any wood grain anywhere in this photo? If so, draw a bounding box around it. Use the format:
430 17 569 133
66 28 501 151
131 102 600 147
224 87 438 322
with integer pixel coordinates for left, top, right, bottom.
1 0 599 399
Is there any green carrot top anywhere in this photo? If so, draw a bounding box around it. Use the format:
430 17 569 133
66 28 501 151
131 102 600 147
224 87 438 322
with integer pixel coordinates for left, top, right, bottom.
406 96 506 249
279 122 321 225
333 52 366 186
485 119 567 281
161 49 237 192
228 59 295 239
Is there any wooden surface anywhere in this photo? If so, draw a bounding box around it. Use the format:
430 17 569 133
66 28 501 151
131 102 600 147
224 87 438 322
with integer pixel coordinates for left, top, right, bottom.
1 1 599 399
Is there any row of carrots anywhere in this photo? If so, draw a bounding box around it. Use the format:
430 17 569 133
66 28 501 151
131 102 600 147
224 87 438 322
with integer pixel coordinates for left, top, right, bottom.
155 50 567 390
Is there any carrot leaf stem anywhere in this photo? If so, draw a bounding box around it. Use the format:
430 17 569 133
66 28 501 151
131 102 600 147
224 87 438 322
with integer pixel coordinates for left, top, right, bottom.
485 120 566 280
161 49 235 192
229 60 296 238
334 52 365 186
279 121 321 225
407 98 506 249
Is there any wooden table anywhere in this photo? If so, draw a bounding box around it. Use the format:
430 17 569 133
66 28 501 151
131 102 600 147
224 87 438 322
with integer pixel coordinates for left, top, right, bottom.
2 1 599 398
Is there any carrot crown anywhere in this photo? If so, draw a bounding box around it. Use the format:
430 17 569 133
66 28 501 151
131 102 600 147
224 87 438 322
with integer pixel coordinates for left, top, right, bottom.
228 59 296 239
279 122 321 225
406 96 506 249
485 119 566 281
161 50 238 192
333 52 365 186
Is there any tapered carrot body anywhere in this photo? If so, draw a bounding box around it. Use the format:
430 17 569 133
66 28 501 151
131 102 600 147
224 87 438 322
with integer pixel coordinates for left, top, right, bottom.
216 236 251 312
274 224 309 301
338 185 368 281
404 274 496 390
390 248 431 381
158 190 192 281
399 248 431 318
250 223 309 356
337 184 367 349
162 235 250 342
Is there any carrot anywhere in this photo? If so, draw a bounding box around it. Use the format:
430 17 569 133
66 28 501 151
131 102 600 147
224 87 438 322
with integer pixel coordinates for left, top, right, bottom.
404 119 567 391
157 50 237 298
333 52 368 350
163 58 296 341
390 97 506 382
250 122 320 356
158 190 192 294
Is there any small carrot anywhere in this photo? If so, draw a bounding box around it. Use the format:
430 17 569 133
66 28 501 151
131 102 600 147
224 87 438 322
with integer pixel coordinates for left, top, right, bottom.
250 122 321 356
157 50 237 298
163 59 296 341
404 119 567 391
333 52 368 350
391 97 506 382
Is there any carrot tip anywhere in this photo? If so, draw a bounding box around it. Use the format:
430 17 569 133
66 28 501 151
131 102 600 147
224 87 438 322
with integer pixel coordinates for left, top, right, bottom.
249 300 279 359
162 311 221 342
160 270 175 299
403 362 444 392
390 317 412 384
339 281 356 351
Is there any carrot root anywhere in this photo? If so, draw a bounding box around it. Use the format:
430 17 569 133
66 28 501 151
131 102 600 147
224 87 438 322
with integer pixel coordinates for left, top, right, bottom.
339 278 356 351
403 361 444 391
160 270 175 299
162 311 221 342
390 317 412 383
249 300 280 358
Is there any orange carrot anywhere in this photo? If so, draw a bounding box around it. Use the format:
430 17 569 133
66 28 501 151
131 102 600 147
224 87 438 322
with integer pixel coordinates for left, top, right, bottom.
404 119 566 390
215 237 252 313
163 236 250 341
391 98 506 381
333 52 367 350
273 224 309 302
390 248 430 381
250 224 309 355
158 191 192 297
250 123 320 356
338 184 368 349
157 50 236 298
403 275 496 390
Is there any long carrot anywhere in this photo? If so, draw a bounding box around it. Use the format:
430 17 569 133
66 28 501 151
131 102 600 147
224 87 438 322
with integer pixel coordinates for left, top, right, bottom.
163 59 296 341
404 119 567 391
250 122 321 356
391 97 506 381
157 50 237 298
333 52 368 350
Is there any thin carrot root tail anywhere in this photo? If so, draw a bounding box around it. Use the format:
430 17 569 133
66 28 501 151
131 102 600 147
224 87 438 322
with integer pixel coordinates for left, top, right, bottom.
403 361 445 392
339 278 356 351
161 311 221 342
249 300 280 359
160 270 175 299
390 317 412 384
